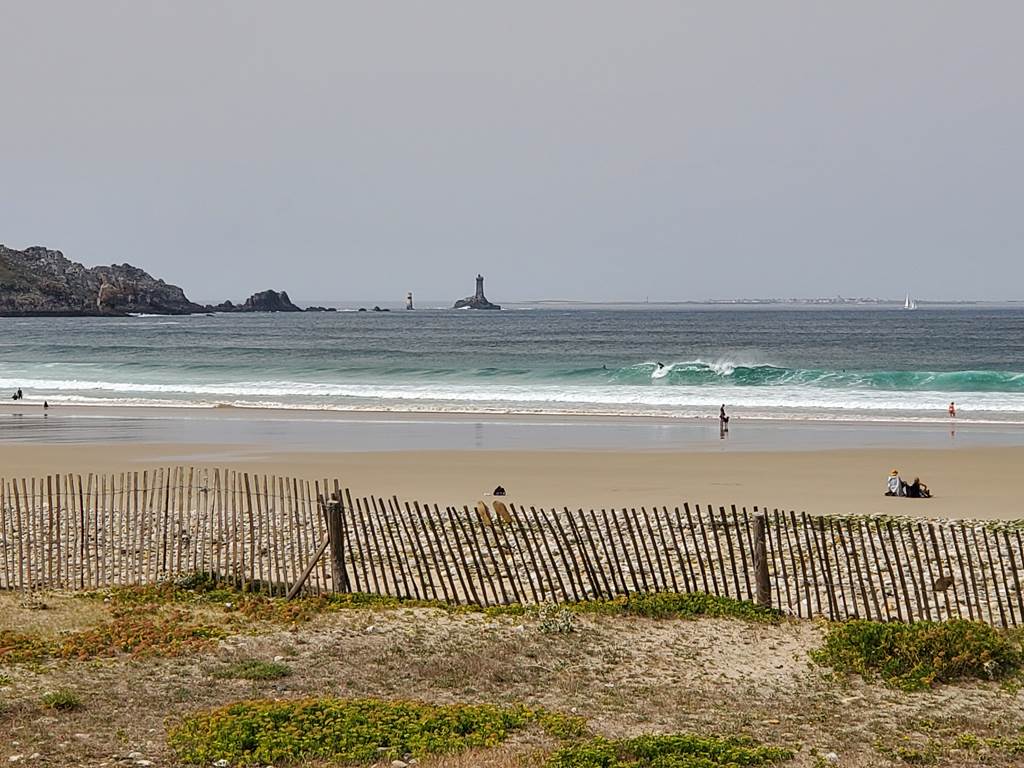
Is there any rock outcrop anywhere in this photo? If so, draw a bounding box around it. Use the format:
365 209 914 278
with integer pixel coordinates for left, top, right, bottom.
210 290 303 313
453 274 501 310
0 244 203 316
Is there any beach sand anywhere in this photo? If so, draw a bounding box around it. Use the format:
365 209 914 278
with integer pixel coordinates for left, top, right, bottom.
0 438 1020 521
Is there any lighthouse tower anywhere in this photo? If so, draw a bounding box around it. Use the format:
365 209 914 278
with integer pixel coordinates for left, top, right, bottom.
453 273 500 309
406 292 414 310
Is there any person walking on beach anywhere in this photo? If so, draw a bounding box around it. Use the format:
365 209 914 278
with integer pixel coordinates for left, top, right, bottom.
719 404 729 428
948 401 956 418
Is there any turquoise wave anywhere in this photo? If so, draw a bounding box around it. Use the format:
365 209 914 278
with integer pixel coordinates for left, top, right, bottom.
552 361 1024 393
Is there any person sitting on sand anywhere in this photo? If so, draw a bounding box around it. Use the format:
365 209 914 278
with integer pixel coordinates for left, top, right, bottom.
904 477 931 498
886 469 903 496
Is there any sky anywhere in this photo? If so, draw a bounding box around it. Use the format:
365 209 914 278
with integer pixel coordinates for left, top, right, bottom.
2 1 1022 303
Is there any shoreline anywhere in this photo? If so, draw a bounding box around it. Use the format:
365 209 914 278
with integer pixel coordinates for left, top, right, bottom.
1 400 1015 429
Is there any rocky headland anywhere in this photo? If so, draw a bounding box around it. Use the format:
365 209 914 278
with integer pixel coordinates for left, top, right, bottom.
0 244 203 316
0 244 319 316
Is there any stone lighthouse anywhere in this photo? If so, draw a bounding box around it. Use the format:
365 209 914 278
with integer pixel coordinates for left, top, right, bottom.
406 292 414 310
453 274 501 310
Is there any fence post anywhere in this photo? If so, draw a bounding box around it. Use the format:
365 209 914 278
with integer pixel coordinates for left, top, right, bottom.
326 491 349 593
753 512 771 607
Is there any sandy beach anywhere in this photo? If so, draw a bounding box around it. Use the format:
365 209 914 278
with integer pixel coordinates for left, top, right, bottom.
1 404 1022 520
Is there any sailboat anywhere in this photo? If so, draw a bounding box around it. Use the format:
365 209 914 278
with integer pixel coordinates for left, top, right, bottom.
904 293 918 310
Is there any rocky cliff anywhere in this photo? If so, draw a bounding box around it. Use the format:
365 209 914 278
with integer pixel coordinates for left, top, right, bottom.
0 244 203 316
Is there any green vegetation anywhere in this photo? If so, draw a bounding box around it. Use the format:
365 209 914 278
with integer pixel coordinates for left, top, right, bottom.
97 576 781 627
41 688 82 711
168 698 584 765
546 734 793 767
567 592 783 623
212 659 292 681
168 697 786 767
812 619 1022 690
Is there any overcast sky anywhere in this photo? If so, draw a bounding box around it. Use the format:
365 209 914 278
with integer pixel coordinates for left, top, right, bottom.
2 1 1022 302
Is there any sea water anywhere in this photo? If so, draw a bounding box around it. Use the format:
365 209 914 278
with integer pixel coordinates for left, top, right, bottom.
2 306 1024 424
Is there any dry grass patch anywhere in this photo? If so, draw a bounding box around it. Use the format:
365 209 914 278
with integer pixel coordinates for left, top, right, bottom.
0 591 107 637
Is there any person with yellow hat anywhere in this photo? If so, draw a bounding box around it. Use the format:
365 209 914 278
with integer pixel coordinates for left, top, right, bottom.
886 469 904 496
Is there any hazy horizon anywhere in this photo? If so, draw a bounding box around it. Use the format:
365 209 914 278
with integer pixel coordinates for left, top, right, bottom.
3 2 1022 302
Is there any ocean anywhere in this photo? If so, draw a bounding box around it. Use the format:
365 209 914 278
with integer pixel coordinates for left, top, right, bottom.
2 306 1024 424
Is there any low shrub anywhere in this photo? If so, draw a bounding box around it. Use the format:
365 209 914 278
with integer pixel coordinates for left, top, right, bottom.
41 688 81 711
537 604 578 634
546 733 793 767
168 698 558 764
571 592 783 623
212 659 292 681
0 630 51 664
57 608 225 660
1 610 223 664
812 619 1022 690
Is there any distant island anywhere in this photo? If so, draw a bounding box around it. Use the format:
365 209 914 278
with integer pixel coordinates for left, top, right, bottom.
453 274 500 310
0 244 322 317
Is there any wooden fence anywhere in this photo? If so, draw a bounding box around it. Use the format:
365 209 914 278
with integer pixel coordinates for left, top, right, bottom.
2 468 1023 627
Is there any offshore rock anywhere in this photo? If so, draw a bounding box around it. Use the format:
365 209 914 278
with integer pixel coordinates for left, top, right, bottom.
453 274 501 310
210 290 303 313
0 244 203 316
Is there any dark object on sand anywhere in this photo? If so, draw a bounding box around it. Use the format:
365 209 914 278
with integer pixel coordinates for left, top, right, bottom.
933 575 955 592
493 485 506 496
904 478 931 498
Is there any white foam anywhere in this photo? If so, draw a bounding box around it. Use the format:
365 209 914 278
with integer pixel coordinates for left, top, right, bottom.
7 374 1024 423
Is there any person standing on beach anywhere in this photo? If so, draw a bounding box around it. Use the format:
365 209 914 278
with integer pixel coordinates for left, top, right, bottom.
948 401 956 418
